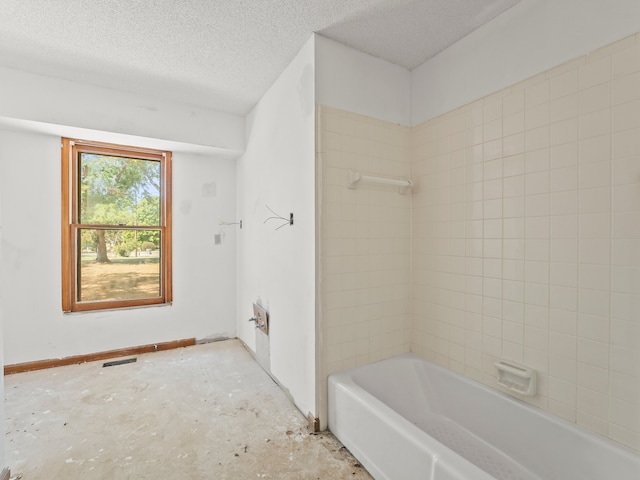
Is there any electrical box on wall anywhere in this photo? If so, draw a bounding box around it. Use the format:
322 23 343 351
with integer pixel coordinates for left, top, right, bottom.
250 303 269 335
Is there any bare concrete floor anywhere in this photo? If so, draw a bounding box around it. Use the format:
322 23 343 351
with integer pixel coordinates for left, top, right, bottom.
5 339 372 479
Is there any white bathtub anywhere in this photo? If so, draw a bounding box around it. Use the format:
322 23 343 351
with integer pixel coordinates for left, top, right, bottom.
328 354 640 480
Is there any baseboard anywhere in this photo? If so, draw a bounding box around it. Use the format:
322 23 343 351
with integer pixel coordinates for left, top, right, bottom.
4 338 196 375
0 467 10 480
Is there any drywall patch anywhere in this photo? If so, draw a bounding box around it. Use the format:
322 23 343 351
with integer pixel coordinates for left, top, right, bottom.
179 199 192 215
202 182 217 197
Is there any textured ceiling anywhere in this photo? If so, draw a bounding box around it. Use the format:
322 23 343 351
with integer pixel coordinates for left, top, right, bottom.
0 0 521 115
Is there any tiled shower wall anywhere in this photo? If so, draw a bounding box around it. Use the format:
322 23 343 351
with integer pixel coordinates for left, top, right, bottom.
317 105 411 388
411 33 640 450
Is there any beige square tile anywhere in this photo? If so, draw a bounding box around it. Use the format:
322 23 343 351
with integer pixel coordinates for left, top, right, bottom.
526 171 550 195
503 299 525 325
550 262 578 287
576 410 609 437
484 158 503 180
503 90 525 116
525 126 550 151
484 118 502 142
578 55 611 90
526 260 551 286
550 166 578 192
550 142 578 169
577 363 609 394
609 398 640 433
579 264 610 291
551 238 578 263
483 99 502 123
550 308 577 335
611 129 640 161
504 155 525 178
526 103 549 130
503 133 525 157
483 297 503 320
525 282 550 307
504 111 525 136
525 148 550 173
550 117 578 146
610 345 640 378
579 187 611 214
523 346 549 373
504 195 525 219
525 80 550 108
612 72 640 105
613 211 640 238
549 331 577 360
550 69 579 100
550 285 577 312
612 239 640 267
483 237 502 258
610 370 640 404
579 161 611 188
612 265 640 295
525 217 550 240
525 193 549 217
483 198 503 219
578 238 610 265
502 260 524 282
578 288 610 318
577 312 610 343
579 109 611 140
550 214 578 238
612 43 640 78
550 354 577 382
551 190 578 216
525 238 550 261
577 338 610 370
579 134 611 165
579 212 611 238
503 319 523 343
503 279 524 302
579 83 611 115
525 325 548 350
483 139 503 162
613 183 640 213
612 99 640 132
484 258 502 278
503 217 524 238
550 93 578 123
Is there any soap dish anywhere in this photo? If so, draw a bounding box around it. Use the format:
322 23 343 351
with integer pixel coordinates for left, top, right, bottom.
495 360 536 396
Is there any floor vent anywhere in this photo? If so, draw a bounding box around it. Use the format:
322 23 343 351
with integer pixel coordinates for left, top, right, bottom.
102 358 137 368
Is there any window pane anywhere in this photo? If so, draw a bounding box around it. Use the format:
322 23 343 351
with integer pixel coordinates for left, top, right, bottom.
77 229 161 302
79 154 160 226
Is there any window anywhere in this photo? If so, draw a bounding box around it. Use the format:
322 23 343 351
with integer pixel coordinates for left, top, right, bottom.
62 138 172 312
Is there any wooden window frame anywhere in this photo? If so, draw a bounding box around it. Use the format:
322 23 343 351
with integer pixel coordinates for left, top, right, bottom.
61 138 172 312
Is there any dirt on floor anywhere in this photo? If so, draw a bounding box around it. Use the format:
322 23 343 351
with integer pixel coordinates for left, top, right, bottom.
5 340 373 480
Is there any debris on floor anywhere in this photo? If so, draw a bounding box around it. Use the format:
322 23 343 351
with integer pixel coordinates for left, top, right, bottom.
5 340 372 479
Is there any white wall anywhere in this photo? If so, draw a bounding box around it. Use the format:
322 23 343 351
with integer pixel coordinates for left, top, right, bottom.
0 172 5 470
411 0 640 125
236 37 316 418
315 35 411 127
0 129 237 364
0 66 245 157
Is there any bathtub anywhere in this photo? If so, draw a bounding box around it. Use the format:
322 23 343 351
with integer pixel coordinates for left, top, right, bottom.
328 354 640 480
